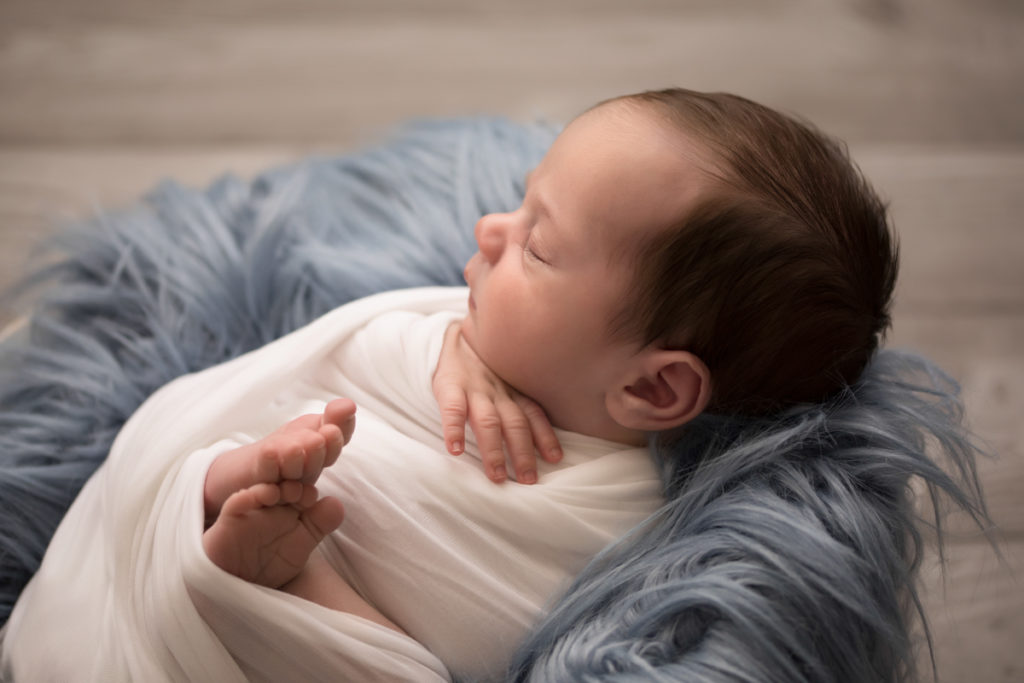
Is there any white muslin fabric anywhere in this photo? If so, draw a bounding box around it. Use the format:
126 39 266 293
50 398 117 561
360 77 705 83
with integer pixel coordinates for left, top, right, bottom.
2 287 664 682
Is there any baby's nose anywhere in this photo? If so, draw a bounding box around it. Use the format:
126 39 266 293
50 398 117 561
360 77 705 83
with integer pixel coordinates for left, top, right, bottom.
474 213 508 263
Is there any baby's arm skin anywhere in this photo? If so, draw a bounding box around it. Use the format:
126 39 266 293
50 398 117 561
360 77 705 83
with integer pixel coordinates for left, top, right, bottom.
432 322 563 484
283 550 407 634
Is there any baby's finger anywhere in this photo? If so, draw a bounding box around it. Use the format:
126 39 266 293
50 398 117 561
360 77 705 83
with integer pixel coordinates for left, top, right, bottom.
435 384 469 456
497 400 538 485
468 394 508 483
516 395 563 463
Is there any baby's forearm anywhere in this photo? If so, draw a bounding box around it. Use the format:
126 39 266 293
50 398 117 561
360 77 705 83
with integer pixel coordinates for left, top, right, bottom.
283 550 407 636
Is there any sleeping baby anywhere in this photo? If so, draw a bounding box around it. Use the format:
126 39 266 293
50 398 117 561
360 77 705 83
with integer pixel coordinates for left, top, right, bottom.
2 88 897 682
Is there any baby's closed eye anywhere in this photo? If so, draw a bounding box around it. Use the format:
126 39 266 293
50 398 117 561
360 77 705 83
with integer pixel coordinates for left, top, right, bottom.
523 242 543 263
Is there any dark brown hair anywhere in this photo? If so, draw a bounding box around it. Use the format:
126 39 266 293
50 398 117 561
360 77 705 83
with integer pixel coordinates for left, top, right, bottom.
607 88 898 416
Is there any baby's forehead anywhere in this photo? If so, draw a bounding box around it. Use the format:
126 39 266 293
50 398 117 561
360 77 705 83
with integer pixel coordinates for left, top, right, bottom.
529 100 722 260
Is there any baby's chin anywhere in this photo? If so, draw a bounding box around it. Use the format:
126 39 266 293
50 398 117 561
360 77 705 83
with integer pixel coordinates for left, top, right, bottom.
457 318 495 371
457 316 477 351
457 319 536 401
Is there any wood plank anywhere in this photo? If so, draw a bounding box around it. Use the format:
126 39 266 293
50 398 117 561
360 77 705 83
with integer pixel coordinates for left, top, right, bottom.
0 0 779 26
859 148 1024 313
918 538 1024 683
1 5 1021 147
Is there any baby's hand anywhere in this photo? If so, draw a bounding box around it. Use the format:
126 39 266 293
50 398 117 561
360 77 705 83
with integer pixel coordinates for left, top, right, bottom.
432 322 562 484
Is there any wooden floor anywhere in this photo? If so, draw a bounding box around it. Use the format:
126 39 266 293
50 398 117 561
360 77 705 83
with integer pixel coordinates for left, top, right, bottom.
1 0 1021 680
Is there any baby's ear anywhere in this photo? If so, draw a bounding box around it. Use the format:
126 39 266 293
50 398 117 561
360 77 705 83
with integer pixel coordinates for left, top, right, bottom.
606 350 711 432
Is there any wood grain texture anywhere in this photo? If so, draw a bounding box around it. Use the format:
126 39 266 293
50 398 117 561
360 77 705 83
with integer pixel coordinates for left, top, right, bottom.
1 1 1021 147
918 539 1023 683
1 0 1021 679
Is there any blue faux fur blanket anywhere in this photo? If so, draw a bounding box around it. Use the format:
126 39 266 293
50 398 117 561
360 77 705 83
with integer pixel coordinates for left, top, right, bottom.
0 118 990 682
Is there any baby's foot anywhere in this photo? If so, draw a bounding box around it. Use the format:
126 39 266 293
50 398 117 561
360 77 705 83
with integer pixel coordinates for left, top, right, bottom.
203 398 356 521
203 480 345 587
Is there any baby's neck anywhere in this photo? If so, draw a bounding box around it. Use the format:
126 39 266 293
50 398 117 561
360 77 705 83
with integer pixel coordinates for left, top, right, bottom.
540 401 647 448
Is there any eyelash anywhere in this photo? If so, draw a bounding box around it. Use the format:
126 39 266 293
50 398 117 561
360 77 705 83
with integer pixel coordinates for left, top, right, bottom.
523 242 546 264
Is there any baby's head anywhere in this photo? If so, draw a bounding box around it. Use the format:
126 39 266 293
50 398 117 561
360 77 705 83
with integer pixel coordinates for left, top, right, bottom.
461 88 897 443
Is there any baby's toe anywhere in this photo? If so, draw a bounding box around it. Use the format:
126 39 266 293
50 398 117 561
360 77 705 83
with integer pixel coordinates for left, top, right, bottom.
277 480 306 505
323 399 357 444
266 432 322 481
295 430 328 483
302 496 345 539
319 424 344 467
296 483 320 510
221 483 280 516
277 412 322 435
251 439 287 483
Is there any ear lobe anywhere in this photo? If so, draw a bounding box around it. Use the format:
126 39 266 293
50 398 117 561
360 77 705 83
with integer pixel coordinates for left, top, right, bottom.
609 351 711 432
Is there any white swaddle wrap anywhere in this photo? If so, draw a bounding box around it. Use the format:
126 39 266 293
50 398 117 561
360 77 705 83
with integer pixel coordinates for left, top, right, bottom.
2 287 664 682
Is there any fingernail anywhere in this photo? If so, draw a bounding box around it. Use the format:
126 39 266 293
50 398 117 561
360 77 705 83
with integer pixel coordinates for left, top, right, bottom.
493 465 507 482
521 469 537 485
450 441 462 455
549 447 563 462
